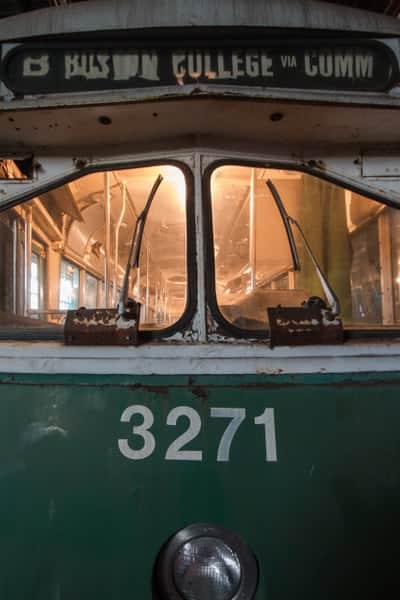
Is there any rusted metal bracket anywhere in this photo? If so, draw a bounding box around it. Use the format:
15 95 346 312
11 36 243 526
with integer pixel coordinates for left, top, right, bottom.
64 303 140 346
268 304 343 347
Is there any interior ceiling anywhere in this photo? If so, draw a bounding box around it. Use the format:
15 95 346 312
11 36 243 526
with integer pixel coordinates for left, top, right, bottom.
0 0 399 19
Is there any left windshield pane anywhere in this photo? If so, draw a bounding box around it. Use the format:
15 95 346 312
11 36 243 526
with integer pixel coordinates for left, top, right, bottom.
0 163 187 335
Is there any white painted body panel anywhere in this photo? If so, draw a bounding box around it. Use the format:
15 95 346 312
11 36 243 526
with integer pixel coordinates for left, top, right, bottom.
0 341 399 375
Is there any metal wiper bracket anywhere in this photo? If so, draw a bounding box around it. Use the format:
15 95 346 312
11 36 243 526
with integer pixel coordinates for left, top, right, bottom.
64 304 140 346
268 300 343 348
64 175 162 346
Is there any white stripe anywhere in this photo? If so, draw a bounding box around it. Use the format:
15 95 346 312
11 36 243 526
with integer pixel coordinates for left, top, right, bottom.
0 342 399 375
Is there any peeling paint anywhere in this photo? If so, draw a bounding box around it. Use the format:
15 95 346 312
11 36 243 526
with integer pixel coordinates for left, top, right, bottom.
165 317 201 343
256 367 284 375
21 422 68 447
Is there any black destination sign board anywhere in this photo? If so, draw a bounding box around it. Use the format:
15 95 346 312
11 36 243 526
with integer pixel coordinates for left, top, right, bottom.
1 40 398 95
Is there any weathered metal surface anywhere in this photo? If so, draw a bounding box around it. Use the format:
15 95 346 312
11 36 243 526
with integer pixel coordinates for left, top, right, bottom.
64 305 140 346
3 0 400 21
0 370 400 600
268 305 344 347
2 149 400 221
1 0 400 43
1 340 400 375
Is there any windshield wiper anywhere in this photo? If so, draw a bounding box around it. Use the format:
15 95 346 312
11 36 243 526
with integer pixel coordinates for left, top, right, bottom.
64 174 163 346
118 174 163 315
266 179 340 317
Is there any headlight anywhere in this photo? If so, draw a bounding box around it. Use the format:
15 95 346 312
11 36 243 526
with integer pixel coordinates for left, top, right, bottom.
174 536 241 600
154 523 258 600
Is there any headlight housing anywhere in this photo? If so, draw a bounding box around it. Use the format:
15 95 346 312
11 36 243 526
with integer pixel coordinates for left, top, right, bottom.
154 523 258 600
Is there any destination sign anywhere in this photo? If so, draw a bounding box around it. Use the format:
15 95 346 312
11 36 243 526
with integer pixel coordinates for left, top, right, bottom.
1 40 397 95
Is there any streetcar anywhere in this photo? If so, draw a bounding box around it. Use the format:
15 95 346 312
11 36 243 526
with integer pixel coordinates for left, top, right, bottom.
1 0 400 598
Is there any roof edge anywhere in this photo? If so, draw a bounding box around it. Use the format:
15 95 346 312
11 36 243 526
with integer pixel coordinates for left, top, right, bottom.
0 0 400 42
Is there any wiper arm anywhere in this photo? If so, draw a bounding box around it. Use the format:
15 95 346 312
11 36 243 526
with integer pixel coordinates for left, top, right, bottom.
266 179 300 272
118 174 163 315
266 179 340 317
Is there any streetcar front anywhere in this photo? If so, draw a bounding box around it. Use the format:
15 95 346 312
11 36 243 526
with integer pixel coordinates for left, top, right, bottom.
1 1 400 599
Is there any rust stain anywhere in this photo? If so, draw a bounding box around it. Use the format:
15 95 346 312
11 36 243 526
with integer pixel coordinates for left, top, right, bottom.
142 386 169 396
306 159 326 170
191 386 208 401
191 386 209 411
127 383 169 395
0 375 399 392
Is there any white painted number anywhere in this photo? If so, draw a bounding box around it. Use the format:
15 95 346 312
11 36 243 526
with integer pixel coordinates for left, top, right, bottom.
118 404 156 460
254 408 278 462
210 407 246 462
165 406 202 461
118 405 278 462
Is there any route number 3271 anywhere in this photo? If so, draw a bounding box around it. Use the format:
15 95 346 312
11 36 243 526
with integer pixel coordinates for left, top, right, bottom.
118 406 277 463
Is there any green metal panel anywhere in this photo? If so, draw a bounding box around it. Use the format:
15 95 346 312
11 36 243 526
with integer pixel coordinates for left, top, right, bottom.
0 371 399 599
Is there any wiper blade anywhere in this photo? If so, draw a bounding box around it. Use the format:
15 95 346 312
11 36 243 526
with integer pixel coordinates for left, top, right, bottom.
118 174 163 314
266 179 340 317
266 179 300 271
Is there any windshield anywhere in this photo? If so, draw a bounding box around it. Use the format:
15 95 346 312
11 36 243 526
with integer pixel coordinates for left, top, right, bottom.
0 164 188 334
210 165 400 331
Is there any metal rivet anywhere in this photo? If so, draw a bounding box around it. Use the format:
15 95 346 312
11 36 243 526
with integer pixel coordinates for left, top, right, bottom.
98 115 112 125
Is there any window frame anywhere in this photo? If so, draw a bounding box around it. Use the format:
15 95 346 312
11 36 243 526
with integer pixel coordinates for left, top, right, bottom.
29 248 46 313
59 257 80 311
0 158 196 342
203 158 400 340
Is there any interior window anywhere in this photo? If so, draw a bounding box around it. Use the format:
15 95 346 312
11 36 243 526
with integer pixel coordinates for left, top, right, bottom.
59 258 80 311
30 252 40 311
84 272 98 309
0 164 187 333
211 165 400 331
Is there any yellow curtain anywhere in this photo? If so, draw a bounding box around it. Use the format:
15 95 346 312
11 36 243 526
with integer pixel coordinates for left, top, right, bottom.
296 176 352 321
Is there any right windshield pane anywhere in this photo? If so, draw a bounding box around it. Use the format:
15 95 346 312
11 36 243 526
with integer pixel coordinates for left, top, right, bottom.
211 165 400 330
